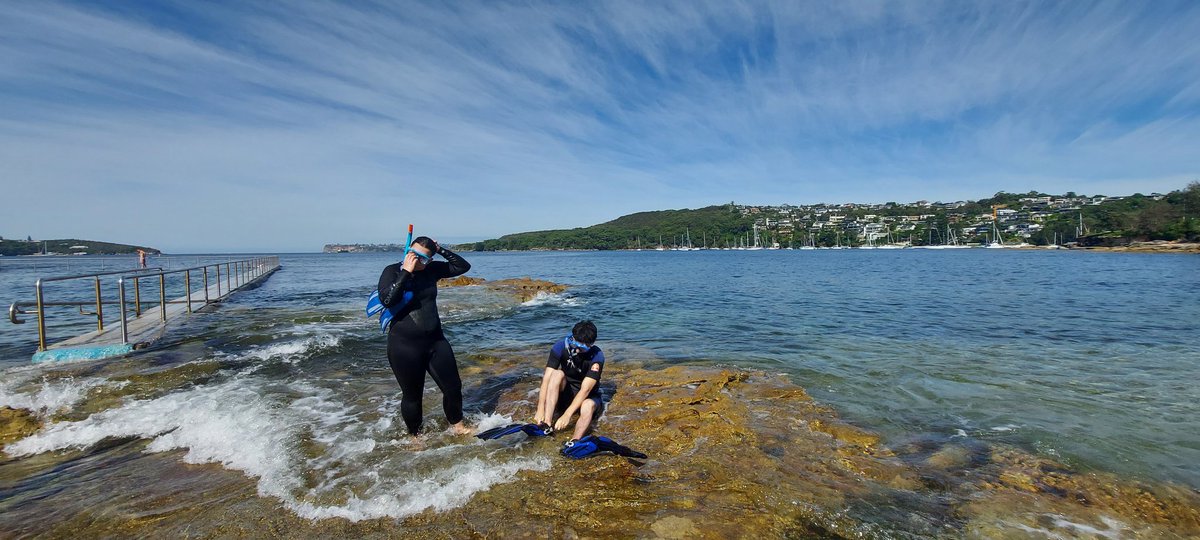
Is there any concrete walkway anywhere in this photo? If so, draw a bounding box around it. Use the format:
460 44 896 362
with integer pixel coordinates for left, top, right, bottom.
32 262 279 363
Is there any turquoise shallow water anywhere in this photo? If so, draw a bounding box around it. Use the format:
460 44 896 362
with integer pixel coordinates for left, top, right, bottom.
1 250 1198 504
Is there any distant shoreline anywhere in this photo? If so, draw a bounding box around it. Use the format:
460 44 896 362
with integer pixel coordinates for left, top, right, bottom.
0 239 158 257
447 241 1200 254
1064 241 1200 254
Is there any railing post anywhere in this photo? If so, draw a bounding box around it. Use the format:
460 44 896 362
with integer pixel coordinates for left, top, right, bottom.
16 258 279 354
118 278 129 344
94 276 104 331
159 274 167 322
35 279 46 351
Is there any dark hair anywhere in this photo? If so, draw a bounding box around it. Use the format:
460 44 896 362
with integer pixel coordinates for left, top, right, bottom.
572 320 597 344
412 236 438 252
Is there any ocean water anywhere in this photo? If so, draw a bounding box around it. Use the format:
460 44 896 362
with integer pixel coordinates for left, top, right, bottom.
1 250 1198 532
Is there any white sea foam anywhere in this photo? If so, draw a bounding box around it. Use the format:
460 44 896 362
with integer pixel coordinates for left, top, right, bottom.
238 333 341 363
0 376 114 416
290 456 550 521
471 412 520 434
5 376 550 522
521 291 582 307
1009 514 1129 539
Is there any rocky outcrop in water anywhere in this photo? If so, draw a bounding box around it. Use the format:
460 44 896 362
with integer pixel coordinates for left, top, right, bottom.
442 276 568 302
430 358 1200 538
3 353 1198 538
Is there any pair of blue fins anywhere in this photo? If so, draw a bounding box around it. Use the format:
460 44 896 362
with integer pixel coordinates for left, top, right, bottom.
475 423 647 460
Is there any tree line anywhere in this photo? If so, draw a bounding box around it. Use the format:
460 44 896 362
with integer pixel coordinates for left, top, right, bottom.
465 183 1200 251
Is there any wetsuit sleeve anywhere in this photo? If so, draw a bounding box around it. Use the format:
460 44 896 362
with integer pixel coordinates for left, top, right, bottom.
432 246 470 279
377 264 413 308
546 340 565 370
584 348 605 381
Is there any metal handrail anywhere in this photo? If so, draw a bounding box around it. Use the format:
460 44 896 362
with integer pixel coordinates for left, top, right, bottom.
116 257 279 345
35 267 166 284
8 256 279 351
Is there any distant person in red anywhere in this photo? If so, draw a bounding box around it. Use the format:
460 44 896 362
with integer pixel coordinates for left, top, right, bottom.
137 249 147 268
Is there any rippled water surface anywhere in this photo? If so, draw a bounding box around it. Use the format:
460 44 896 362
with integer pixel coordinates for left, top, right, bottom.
1 250 1198 532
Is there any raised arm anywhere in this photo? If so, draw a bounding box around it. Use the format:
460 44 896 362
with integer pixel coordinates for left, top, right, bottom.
434 245 471 278
377 264 413 307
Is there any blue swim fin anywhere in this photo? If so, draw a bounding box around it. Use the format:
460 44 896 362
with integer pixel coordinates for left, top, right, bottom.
561 435 646 459
520 423 553 437
476 423 526 440
366 290 384 317
366 289 413 332
561 436 599 458
593 435 647 459
477 423 552 440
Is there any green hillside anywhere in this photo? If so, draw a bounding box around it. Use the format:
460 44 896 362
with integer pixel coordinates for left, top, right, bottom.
468 205 755 251
466 183 1200 251
0 239 160 256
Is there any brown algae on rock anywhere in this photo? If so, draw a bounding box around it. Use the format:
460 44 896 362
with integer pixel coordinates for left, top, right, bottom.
2 352 1198 538
0 407 42 446
443 276 569 302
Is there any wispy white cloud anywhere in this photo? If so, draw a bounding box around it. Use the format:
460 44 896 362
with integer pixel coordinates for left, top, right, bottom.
1 0 1197 251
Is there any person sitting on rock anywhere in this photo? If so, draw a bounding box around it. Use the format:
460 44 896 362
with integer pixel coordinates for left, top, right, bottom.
533 320 606 441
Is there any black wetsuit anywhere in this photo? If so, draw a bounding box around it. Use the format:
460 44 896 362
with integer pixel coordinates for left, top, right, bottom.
377 247 471 435
547 338 606 418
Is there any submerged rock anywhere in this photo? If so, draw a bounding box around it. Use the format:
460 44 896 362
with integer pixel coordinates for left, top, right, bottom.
925 444 973 471
52 361 223 422
651 515 700 539
0 407 41 446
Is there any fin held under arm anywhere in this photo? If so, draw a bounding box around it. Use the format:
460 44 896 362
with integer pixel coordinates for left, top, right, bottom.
366 289 413 332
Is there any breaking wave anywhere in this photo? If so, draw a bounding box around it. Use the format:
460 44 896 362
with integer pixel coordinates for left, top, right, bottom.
5 375 551 521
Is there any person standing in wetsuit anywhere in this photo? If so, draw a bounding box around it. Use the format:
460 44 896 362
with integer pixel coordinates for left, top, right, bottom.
377 237 473 437
533 320 606 441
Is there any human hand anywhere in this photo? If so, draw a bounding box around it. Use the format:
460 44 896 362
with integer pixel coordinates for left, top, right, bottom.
401 251 419 272
554 413 572 432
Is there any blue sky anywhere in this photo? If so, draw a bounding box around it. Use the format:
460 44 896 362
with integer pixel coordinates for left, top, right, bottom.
2 1 1198 252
